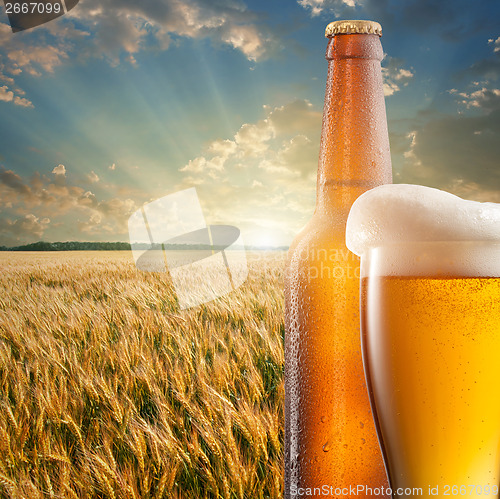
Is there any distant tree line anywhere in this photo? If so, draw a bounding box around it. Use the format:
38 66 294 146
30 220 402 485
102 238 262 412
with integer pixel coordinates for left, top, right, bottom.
0 241 287 251
0 241 132 251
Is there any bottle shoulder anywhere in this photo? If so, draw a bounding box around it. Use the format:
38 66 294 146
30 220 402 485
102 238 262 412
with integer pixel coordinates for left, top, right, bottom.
288 212 349 253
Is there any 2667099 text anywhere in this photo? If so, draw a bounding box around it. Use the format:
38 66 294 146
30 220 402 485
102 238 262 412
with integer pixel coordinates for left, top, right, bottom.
4 1 62 14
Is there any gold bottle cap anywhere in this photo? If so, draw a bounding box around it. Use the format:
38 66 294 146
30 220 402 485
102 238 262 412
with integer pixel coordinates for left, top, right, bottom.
325 20 382 37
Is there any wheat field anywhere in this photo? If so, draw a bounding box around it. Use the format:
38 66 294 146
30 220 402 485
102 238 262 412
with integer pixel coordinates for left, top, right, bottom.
0 251 285 498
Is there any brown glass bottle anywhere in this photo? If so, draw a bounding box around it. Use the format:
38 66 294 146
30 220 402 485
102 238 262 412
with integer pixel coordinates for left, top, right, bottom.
284 20 392 498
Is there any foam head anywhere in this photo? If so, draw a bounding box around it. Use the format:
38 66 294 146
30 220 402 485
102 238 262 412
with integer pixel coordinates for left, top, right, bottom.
346 184 500 277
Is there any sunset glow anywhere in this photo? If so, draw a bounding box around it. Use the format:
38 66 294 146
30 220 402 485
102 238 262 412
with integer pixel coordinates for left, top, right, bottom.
1 0 499 247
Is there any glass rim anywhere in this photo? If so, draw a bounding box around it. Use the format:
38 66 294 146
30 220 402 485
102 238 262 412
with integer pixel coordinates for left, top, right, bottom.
363 240 500 252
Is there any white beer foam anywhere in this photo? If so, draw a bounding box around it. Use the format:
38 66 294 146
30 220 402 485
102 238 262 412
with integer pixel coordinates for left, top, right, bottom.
346 184 500 277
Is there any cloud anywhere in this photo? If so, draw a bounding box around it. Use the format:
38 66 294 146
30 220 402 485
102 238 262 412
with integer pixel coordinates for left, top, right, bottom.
276 135 318 178
176 99 322 244
394 28 500 202
180 99 321 177
180 139 239 175
0 1 282 106
87 171 100 183
452 33 500 96
79 197 137 234
0 166 139 245
459 38 500 82
220 24 274 62
0 83 33 107
13 96 34 107
180 155 224 175
0 168 32 196
52 164 67 176
234 120 275 157
7 45 69 76
1 0 278 70
450 87 500 111
297 0 360 16
0 214 50 246
382 57 414 96
297 0 494 41
0 73 14 86
75 0 281 63
267 99 322 136
489 37 500 53
0 85 13 102
398 108 500 199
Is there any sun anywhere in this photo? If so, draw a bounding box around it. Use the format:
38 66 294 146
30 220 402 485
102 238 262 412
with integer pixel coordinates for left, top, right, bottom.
254 231 278 248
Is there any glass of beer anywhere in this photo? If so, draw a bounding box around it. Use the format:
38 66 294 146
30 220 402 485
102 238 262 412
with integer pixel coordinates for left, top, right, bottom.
346 184 500 498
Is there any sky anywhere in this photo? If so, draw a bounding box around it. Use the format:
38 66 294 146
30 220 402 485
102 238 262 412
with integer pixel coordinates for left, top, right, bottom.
0 0 500 247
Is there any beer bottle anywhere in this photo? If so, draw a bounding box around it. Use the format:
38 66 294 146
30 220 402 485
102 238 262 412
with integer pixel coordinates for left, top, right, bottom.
284 20 392 497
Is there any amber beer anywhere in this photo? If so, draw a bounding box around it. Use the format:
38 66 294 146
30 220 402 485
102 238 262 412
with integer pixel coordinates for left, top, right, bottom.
361 243 500 497
346 183 500 498
285 20 391 497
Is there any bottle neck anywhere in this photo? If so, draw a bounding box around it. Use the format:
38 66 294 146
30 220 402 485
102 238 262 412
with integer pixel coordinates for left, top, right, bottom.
316 34 392 214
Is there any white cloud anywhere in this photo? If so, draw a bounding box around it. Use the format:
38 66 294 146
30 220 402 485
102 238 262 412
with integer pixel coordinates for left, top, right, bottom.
383 80 399 97
0 83 33 107
398 102 500 200
180 156 210 174
297 0 359 16
13 96 33 107
0 85 34 107
382 57 414 96
0 214 50 245
276 134 317 178
267 99 321 135
0 2 281 106
0 166 139 244
0 85 13 102
451 86 500 110
52 164 67 176
445 180 500 203
7 46 69 76
234 120 275 157
176 99 322 245
79 212 103 234
180 138 239 175
87 171 100 183
208 139 237 157
488 36 500 53
0 73 14 86
221 24 270 62
297 0 324 16
67 0 278 63
402 131 421 165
